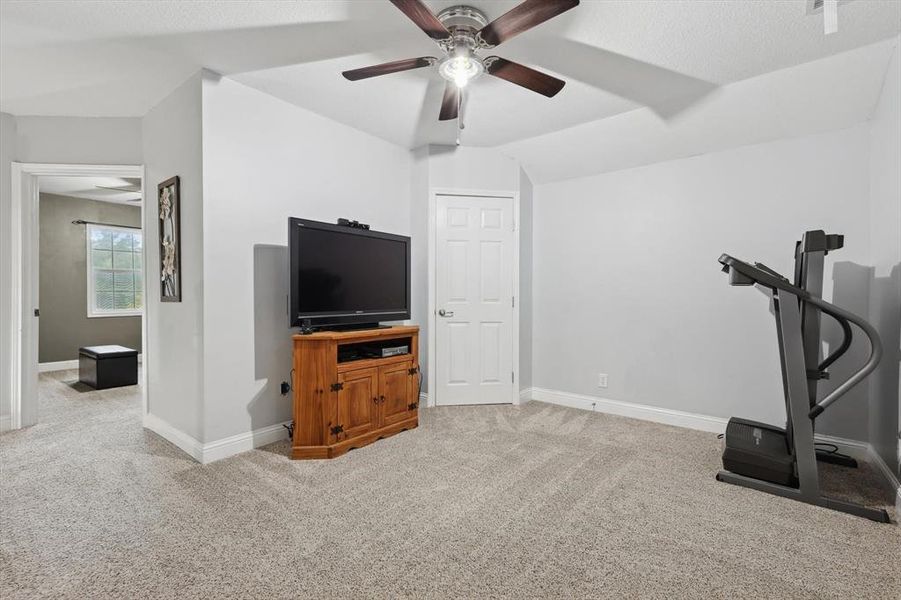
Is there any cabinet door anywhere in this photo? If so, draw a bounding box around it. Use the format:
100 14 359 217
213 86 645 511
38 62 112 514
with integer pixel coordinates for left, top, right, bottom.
336 367 379 441
378 361 415 427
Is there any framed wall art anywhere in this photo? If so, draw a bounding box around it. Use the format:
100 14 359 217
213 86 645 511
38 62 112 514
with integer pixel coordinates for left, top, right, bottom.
157 176 181 302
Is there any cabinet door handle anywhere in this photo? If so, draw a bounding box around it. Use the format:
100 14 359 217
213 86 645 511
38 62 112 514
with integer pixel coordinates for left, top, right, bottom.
373 397 379 404
380 395 385 404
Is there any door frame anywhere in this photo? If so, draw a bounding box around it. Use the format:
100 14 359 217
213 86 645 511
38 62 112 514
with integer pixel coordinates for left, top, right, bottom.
6 162 147 430
427 187 521 407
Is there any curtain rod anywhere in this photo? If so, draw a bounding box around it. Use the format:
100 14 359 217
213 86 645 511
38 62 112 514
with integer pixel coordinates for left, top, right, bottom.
71 219 140 231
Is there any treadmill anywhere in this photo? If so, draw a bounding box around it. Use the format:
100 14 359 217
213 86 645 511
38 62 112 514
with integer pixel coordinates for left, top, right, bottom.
716 243 889 523
793 231 858 468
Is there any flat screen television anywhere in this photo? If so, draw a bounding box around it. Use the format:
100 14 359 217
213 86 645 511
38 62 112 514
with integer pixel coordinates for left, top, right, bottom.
288 218 411 329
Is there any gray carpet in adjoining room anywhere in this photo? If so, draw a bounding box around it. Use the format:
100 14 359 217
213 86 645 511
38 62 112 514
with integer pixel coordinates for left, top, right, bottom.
1 370 898 599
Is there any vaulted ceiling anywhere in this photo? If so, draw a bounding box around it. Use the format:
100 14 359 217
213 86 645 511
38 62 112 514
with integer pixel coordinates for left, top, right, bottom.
2 0 899 149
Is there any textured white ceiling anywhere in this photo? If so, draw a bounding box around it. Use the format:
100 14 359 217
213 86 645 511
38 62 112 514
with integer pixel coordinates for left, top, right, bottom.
500 38 899 183
2 0 899 148
39 176 142 205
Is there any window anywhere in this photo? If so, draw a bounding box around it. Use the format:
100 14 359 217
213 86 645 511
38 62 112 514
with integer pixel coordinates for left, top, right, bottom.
86 224 143 317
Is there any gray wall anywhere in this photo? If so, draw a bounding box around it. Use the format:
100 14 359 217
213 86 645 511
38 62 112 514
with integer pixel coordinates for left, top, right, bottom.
532 125 873 441
38 193 141 363
1 113 143 427
867 39 901 475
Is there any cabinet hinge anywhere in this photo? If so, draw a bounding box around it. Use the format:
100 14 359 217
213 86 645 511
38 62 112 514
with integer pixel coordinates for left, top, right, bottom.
330 424 344 435
408 366 419 376
408 402 419 411
330 382 344 392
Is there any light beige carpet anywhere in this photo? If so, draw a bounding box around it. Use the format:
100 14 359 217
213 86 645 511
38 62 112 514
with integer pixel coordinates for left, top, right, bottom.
1 370 898 599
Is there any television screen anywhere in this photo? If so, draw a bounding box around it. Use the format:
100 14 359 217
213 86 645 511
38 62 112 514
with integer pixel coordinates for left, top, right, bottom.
289 218 410 328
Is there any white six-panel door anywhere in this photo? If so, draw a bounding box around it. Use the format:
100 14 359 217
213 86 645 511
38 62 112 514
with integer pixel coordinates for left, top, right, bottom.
435 194 514 405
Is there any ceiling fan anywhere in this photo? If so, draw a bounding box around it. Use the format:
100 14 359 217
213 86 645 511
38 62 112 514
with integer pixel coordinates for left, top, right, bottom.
342 0 579 126
94 178 142 202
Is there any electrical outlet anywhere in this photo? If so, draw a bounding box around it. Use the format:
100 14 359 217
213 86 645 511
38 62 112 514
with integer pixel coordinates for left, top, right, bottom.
597 373 608 389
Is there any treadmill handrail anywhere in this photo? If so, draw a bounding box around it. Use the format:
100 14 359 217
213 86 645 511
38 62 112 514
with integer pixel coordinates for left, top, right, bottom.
804 295 882 419
719 253 882 420
719 254 809 297
818 313 853 373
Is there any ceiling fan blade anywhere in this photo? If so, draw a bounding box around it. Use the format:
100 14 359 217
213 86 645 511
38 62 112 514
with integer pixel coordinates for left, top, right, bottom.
342 57 436 81
485 57 565 97
412 77 456 147
388 0 452 43
95 184 141 193
478 0 579 48
439 83 460 121
512 38 718 118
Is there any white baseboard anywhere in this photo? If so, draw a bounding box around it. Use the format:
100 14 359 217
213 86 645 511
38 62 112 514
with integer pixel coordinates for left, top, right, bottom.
519 387 534 405
0 415 10 433
867 443 901 495
812 433 871 463
527 387 728 434
200 420 291 463
142 412 290 464
38 360 78 373
527 387 901 498
142 413 203 462
144 413 203 462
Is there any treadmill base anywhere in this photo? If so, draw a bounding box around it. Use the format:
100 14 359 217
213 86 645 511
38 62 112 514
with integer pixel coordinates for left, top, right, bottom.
716 470 890 523
815 449 858 468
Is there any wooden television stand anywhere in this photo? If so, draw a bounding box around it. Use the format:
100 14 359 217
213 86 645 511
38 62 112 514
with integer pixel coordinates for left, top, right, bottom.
290 325 419 459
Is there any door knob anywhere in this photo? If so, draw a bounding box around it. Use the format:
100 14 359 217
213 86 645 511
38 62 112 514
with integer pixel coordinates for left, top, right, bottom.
438 309 454 317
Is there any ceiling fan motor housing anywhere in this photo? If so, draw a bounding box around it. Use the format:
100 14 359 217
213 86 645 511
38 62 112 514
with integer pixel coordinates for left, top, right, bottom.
437 5 489 44
436 5 489 85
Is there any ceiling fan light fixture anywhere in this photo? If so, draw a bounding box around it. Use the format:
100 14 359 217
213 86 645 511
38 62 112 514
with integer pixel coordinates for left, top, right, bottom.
439 54 483 88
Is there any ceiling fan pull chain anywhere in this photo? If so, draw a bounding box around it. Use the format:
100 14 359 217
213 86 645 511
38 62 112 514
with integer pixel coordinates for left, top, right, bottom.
456 89 466 146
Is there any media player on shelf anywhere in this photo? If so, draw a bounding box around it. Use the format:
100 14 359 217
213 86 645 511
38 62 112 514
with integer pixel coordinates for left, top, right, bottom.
362 344 409 358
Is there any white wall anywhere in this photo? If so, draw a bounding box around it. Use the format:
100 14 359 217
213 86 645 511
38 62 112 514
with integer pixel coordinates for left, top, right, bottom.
867 39 901 473
427 145 519 192
519 167 534 392
142 73 205 441
415 145 523 402
410 146 430 393
0 112 16 428
200 73 412 442
15 116 141 165
533 125 873 440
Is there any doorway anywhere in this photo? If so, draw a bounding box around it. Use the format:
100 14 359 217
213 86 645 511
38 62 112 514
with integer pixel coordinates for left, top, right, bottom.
430 189 519 406
6 164 146 430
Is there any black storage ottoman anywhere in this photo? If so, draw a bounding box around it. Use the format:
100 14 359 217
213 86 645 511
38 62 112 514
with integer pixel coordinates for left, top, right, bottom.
78 345 139 389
